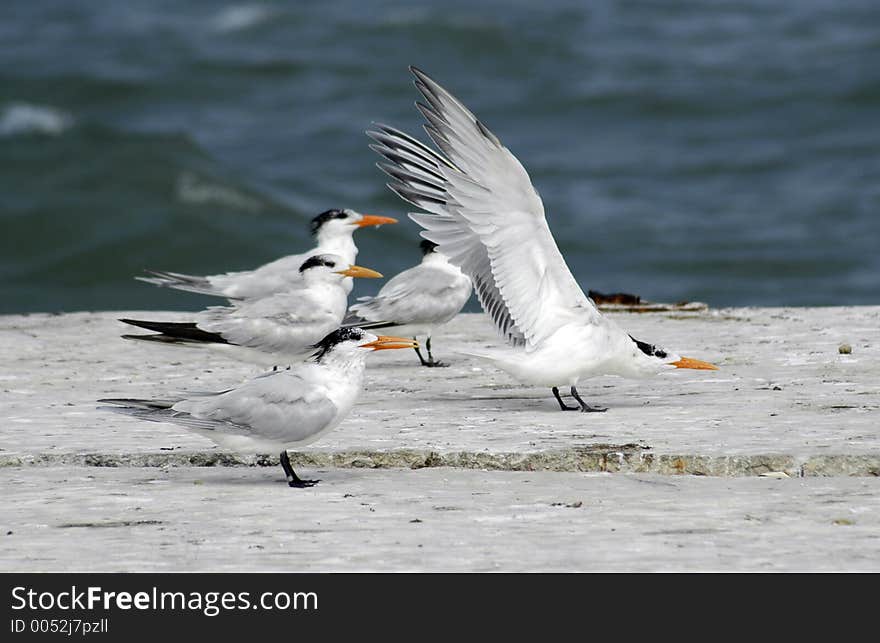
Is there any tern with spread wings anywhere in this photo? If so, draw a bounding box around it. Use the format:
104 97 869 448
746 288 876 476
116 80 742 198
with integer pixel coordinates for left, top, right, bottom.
369 67 717 412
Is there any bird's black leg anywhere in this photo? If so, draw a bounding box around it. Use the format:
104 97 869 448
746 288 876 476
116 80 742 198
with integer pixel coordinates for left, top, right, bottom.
570 386 607 413
424 336 447 367
552 386 579 411
279 450 319 488
413 340 431 367
414 337 447 367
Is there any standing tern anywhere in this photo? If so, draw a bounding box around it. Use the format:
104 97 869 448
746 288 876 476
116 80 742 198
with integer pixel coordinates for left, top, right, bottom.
368 67 717 412
121 254 382 365
137 208 397 299
100 328 418 487
345 239 472 367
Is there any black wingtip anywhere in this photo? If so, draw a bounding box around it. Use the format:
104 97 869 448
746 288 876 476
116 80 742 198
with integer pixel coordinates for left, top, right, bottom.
119 319 231 345
409 66 435 88
98 397 177 410
410 68 438 98
97 397 137 407
119 318 172 332
121 333 186 344
341 315 398 331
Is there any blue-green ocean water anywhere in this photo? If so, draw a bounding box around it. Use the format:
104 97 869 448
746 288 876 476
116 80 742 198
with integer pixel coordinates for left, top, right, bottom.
1 0 879 313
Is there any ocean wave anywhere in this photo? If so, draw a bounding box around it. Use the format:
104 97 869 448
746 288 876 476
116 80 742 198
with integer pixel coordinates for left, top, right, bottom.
210 4 276 33
0 103 73 137
176 172 264 212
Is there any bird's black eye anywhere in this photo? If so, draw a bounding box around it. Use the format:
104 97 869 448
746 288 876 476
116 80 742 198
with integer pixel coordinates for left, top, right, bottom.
327 262 335 268
337 212 348 219
654 349 667 359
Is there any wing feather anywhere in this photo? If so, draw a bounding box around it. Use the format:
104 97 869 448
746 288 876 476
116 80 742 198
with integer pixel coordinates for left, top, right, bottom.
369 68 599 348
370 127 525 346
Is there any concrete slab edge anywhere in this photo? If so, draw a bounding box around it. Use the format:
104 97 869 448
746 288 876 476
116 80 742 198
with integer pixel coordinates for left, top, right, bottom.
1 449 878 477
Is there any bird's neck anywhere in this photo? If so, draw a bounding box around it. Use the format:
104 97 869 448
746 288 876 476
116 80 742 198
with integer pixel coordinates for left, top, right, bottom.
313 281 348 315
289 276 346 310
316 349 369 375
421 252 446 267
308 352 367 419
316 231 357 263
302 271 339 290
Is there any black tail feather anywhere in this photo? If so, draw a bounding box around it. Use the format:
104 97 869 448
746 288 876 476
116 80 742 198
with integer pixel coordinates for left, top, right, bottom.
341 314 398 330
97 398 177 410
121 333 203 345
119 319 230 345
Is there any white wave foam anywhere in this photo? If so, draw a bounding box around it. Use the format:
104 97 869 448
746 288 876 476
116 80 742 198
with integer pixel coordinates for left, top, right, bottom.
0 102 73 137
211 5 274 33
176 172 263 212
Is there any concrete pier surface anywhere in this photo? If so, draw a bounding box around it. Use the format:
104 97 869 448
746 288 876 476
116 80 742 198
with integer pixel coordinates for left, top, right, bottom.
1 307 878 571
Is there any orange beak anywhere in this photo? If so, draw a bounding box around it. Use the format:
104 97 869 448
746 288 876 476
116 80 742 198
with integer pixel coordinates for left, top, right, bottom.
335 265 383 279
360 335 419 351
355 214 398 228
671 356 719 371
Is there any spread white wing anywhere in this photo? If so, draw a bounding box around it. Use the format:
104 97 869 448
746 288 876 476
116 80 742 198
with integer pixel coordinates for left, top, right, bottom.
369 67 600 350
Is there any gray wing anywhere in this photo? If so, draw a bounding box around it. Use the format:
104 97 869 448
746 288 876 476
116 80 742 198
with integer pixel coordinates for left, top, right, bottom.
350 263 471 325
172 370 338 444
199 292 339 353
99 396 239 432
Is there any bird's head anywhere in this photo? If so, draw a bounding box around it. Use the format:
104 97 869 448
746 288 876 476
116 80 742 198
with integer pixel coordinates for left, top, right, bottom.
310 208 397 240
311 327 418 362
625 335 718 376
419 239 438 256
298 253 383 283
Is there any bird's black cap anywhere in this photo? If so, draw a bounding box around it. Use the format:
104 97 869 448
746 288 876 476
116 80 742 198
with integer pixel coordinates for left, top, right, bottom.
310 209 350 235
311 327 366 361
629 335 668 359
419 239 438 256
299 254 339 273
